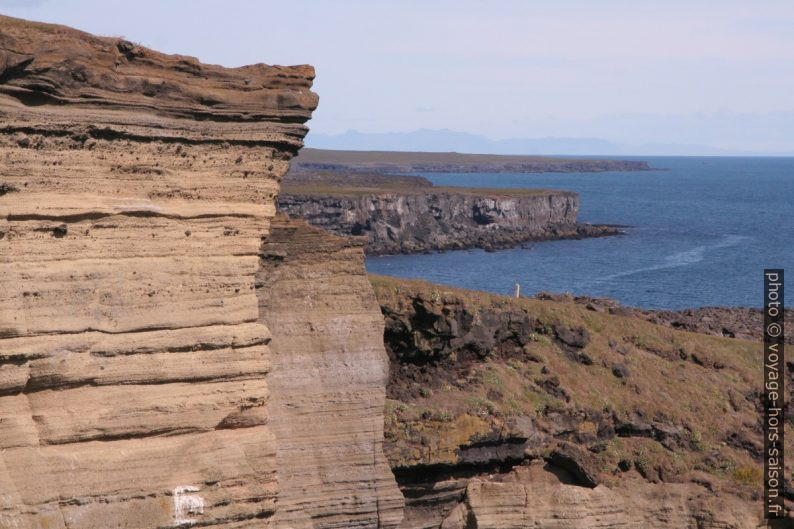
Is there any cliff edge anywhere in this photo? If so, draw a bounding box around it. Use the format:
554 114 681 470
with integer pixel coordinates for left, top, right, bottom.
279 172 618 255
259 216 404 528
0 15 402 528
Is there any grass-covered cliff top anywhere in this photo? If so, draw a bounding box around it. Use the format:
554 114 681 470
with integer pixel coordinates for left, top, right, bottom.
369 274 783 498
281 169 572 198
281 183 569 198
292 148 652 173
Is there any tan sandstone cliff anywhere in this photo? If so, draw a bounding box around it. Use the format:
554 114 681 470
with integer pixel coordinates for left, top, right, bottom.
259 216 404 528
0 15 401 528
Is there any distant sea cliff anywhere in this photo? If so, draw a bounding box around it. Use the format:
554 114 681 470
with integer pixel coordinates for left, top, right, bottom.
293 148 652 174
280 171 621 254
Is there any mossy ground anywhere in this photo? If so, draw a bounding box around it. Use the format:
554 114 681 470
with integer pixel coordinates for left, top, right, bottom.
371 274 788 497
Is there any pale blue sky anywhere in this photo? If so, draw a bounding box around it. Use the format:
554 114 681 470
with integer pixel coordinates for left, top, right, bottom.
2 0 793 153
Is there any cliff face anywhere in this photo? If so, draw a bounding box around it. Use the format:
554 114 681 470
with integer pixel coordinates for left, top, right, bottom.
440 467 759 529
0 16 401 528
258 215 404 529
278 190 614 255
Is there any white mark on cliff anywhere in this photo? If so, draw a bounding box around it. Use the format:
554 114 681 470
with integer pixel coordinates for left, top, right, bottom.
173 485 204 526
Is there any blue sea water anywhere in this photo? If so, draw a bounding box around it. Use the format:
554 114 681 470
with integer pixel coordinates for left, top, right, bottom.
365 157 794 309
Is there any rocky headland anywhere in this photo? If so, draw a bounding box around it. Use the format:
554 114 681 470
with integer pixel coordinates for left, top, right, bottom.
292 147 652 173
279 171 620 254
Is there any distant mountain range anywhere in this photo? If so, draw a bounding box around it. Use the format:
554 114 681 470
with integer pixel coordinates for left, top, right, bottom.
305 129 793 157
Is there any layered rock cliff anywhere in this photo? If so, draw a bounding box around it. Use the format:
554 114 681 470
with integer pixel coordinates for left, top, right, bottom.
440 466 759 529
0 16 401 528
279 187 617 255
258 215 404 528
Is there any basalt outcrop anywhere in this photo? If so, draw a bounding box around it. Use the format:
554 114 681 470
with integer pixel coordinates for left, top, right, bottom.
278 185 618 255
0 16 402 529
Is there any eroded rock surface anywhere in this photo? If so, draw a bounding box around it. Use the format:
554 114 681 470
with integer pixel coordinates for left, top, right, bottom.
258 215 404 529
535 292 794 345
0 15 323 528
279 189 618 255
441 462 759 529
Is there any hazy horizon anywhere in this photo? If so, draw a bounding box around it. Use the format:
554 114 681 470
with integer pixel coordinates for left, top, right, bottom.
304 128 794 157
2 0 793 155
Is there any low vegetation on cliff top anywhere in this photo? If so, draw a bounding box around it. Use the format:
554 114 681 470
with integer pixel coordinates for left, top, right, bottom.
370 274 787 499
281 183 567 198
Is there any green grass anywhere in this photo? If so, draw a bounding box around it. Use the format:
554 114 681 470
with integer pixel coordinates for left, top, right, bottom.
371 273 776 496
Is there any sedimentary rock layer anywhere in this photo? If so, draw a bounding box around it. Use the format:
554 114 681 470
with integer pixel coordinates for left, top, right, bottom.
278 189 617 254
258 215 404 529
0 15 318 528
440 463 759 529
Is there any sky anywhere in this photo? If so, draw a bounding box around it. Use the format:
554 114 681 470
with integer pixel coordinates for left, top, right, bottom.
2 0 793 153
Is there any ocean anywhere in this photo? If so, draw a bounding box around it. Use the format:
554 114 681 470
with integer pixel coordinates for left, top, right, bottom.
365 157 794 309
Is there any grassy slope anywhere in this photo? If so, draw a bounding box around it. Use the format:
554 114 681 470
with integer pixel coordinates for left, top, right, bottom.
370 274 786 496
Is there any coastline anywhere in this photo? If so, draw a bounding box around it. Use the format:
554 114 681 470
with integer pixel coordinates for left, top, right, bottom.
279 170 623 255
293 147 653 173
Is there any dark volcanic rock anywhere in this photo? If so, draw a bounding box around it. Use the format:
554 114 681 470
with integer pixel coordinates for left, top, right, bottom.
278 188 622 255
547 443 600 487
612 363 630 378
555 325 591 349
373 280 783 528
642 306 794 345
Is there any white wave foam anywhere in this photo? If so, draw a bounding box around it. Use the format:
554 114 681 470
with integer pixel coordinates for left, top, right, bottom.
594 234 749 282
